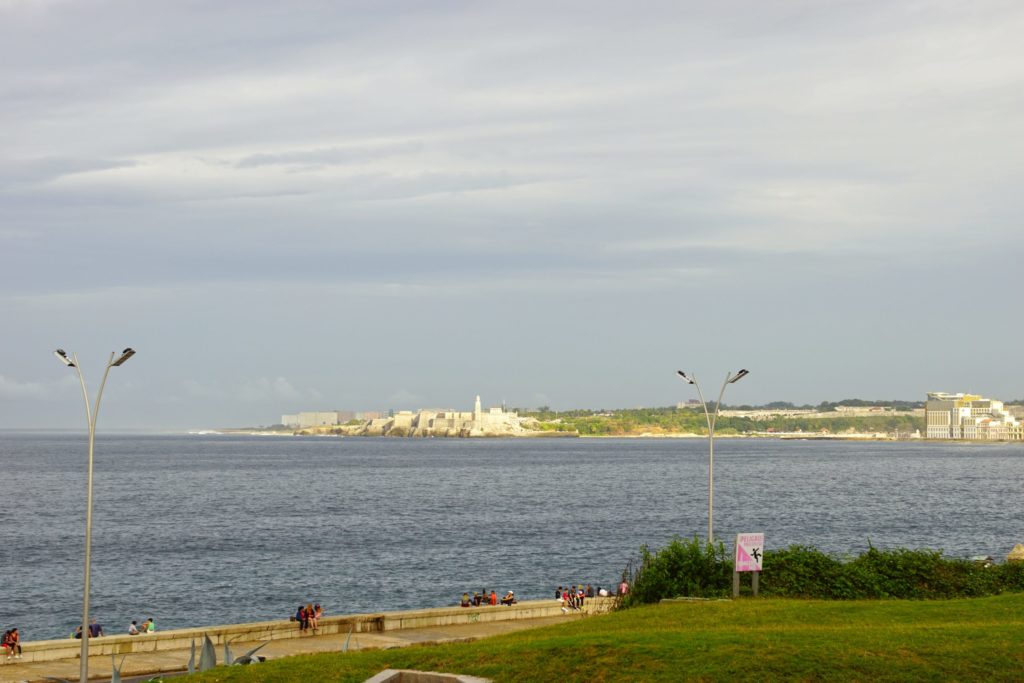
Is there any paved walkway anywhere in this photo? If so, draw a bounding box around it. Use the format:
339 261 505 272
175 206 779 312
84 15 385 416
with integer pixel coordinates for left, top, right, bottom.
0 614 584 682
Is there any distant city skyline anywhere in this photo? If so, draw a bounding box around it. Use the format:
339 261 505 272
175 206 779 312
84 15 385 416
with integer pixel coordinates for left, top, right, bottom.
2 1 1022 430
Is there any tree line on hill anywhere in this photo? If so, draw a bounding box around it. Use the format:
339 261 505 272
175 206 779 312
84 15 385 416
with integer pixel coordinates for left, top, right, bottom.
521 403 925 436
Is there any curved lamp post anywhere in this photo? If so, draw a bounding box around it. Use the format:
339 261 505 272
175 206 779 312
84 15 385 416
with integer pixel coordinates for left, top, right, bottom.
677 368 748 545
54 347 135 683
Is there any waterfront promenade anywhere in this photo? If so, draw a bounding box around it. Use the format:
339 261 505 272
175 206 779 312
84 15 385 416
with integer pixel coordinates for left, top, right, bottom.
0 599 611 682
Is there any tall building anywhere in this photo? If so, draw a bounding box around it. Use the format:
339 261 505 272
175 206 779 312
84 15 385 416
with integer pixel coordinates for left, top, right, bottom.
925 392 1021 440
281 411 345 428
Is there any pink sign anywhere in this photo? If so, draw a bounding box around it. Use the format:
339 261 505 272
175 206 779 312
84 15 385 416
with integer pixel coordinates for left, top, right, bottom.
735 533 764 572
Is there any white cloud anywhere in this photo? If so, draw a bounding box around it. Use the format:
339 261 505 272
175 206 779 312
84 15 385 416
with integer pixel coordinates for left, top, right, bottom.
0 374 50 399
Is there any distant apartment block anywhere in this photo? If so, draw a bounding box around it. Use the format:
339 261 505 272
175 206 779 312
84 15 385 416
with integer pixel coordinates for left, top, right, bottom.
281 411 341 428
925 392 1022 440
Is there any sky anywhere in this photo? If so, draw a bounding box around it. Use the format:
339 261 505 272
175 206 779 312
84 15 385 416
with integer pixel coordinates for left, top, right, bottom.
2 0 1022 430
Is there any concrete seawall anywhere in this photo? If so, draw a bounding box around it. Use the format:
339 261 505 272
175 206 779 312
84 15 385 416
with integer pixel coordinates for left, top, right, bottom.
14 598 615 665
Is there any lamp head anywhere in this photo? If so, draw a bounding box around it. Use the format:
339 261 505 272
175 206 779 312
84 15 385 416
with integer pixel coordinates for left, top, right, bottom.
110 347 136 367
54 349 76 367
676 370 695 384
729 369 749 384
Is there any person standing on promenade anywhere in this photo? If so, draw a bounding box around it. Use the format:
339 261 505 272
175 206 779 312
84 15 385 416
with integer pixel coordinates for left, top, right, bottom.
489 590 497 606
88 619 104 638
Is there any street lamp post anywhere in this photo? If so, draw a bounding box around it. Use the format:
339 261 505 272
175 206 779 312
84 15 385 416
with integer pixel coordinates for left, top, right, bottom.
677 368 748 545
54 347 135 683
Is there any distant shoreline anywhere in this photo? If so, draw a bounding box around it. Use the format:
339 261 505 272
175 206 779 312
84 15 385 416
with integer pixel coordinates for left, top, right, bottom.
209 430 1022 444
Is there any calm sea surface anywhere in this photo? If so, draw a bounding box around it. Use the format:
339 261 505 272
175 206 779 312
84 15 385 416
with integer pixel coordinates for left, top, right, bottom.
1 432 1021 640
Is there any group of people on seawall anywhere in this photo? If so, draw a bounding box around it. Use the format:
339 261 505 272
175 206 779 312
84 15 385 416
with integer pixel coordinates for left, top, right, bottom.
5 582 631 649
460 590 516 607
457 580 628 610
70 617 154 639
555 582 623 611
293 603 323 633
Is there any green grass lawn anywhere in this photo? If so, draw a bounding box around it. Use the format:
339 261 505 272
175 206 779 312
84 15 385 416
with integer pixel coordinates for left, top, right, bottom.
187 594 1024 682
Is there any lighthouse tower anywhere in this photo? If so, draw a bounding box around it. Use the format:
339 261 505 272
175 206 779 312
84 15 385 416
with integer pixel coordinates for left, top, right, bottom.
474 395 482 423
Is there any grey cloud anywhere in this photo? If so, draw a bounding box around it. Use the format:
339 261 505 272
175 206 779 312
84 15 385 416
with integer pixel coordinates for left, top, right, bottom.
235 141 423 168
0 157 136 189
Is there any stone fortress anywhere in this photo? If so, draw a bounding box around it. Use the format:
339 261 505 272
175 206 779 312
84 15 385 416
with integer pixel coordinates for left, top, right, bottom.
357 396 540 437
282 397 549 437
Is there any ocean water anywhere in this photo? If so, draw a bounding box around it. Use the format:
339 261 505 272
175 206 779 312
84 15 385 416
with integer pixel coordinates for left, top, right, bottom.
0 432 1021 640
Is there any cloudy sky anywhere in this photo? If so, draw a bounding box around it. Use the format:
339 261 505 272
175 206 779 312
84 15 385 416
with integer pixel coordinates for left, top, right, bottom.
2 0 1022 430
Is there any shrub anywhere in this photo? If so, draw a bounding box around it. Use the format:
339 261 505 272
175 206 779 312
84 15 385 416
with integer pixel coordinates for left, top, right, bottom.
620 541 1024 605
759 545 846 598
622 536 733 606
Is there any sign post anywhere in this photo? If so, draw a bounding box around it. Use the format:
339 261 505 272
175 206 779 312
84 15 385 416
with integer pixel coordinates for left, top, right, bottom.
733 532 764 597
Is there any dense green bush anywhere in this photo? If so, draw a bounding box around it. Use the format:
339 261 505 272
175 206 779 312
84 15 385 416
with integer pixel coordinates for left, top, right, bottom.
621 539 1024 605
622 537 734 606
759 545 847 598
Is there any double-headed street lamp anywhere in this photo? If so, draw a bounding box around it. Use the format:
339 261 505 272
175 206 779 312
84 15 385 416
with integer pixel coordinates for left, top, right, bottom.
677 368 748 545
55 347 135 683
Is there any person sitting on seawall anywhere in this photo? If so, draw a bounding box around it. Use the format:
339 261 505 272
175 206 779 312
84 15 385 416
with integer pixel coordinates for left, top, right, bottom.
500 590 516 606
598 586 609 597
4 628 22 660
306 603 318 633
128 621 140 636
88 619 104 638
142 618 155 633
460 592 471 608
72 625 83 639
489 590 497 606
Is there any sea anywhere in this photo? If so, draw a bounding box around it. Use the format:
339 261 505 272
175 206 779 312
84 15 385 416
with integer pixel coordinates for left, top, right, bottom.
1 432 1021 641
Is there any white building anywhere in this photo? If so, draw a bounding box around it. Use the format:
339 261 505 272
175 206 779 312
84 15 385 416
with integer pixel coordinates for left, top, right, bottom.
281 411 344 428
925 392 1021 440
359 395 530 437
